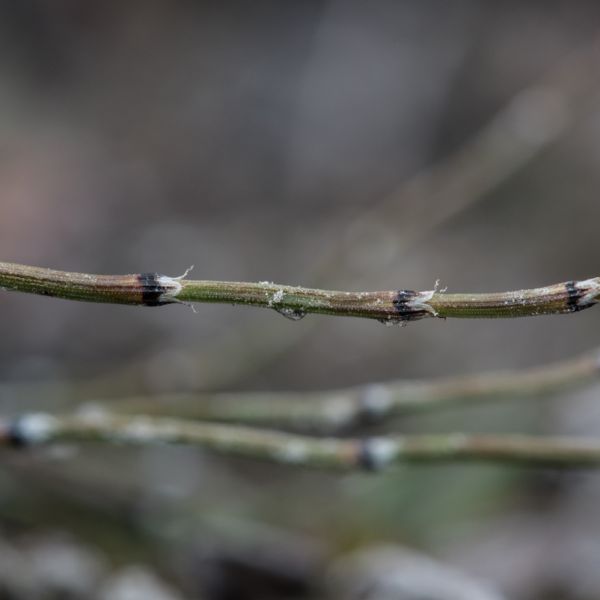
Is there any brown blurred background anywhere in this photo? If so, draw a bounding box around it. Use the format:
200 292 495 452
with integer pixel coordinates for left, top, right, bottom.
1 1 600 598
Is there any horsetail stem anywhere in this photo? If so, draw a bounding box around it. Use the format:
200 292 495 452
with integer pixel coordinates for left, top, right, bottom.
0 261 598 323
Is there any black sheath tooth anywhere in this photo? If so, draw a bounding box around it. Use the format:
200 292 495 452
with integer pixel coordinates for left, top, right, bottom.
356 439 378 471
394 290 418 304
138 273 168 306
565 281 583 313
355 400 378 426
7 420 27 447
392 289 428 321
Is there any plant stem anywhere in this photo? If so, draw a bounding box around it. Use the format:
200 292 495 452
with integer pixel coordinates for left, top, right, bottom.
105 348 600 430
1 262 599 323
5 412 600 470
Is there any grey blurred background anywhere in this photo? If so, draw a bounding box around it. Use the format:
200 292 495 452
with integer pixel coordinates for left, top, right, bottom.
1 1 600 599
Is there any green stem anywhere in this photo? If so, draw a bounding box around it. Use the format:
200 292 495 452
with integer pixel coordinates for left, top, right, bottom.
1 261 599 323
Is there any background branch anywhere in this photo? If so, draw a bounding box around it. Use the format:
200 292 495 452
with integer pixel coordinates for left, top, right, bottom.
101 347 600 431
4 412 600 471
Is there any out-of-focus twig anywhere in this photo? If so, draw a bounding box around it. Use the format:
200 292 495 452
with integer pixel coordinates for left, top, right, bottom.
104 347 600 431
317 33 600 279
4 412 600 470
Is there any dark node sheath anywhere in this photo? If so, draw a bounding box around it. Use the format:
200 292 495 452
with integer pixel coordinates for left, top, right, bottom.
393 289 429 321
138 273 168 306
7 420 28 447
565 281 583 313
356 439 379 471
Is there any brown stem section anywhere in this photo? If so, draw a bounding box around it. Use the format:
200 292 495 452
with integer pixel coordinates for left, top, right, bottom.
0 262 179 306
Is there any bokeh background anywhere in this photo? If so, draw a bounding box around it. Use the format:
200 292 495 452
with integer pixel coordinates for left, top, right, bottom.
2 1 600 598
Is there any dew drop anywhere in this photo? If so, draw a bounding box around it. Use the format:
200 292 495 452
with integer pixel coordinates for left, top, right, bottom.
377 317 407 328
275 307 306 321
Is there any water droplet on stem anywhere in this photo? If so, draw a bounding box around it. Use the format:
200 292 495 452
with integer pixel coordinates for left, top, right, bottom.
275 307 306 321
377 317 407 328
